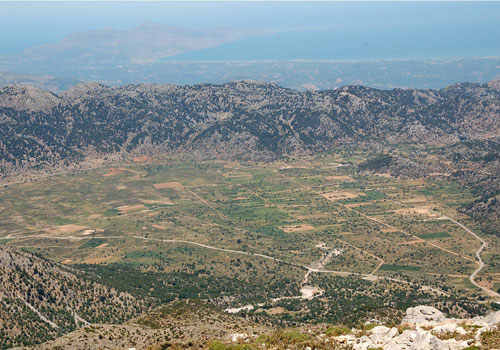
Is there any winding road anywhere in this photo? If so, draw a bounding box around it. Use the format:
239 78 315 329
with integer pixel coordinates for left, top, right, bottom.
430 211 500 298
276 170 500 299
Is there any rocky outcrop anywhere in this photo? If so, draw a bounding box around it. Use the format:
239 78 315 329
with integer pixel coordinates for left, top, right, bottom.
345 306 500 350
401 306 447 326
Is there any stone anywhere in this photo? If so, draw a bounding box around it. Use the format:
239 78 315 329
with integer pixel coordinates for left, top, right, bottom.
387 327 400 339
371 325 391 334
443 338 472 350
228 333 248 342
402 305 446 326
432 323 467 335
370 326 392 344
334 334 357 344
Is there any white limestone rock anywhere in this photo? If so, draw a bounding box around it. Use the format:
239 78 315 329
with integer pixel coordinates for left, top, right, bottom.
228 333 248 342
443 338 473 350
432 323 467 335
478 310 500 325
334 334 357 344
369 326 399 345
402 305 446 326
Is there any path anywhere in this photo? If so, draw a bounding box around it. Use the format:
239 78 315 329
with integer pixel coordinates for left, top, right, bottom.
131 235 447 296
334 237 384 275
23 300 60 329
186 189 232 222
429 210 500 299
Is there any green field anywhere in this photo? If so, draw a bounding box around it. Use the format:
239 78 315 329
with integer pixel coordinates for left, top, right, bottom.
0 151 497 323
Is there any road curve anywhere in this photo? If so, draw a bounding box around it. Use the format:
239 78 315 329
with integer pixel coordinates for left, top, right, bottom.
434 213 500 299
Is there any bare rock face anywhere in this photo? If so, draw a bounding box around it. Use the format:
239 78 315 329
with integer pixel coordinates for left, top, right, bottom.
402 306 447 326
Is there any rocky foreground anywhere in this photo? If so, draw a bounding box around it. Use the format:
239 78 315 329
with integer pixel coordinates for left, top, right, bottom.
339 305 500 350
26 303 500 350
210 305 500 350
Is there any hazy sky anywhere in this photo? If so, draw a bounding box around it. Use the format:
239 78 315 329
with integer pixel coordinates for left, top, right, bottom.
1 1 499 58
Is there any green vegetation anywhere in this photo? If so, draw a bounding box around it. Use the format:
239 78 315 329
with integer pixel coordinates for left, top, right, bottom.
80 238 106 249
325 326 352 336
0 150 495 348
416 232 452 240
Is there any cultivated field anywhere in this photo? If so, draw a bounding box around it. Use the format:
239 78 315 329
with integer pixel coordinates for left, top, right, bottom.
0 151 498 322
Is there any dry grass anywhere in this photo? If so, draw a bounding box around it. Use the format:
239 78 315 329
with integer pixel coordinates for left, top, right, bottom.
133 156 152 163
394 207 439 217
223 162 239 168
153 182 184 190
103 168 126 177
141 198 175 205
325 175 353 181
116 204 146 213
401 197 428 204
45 224 89 235
83 256 111 264
223 173 252 178
265 307 286 315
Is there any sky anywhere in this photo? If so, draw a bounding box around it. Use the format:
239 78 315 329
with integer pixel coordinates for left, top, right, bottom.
0 1 499 59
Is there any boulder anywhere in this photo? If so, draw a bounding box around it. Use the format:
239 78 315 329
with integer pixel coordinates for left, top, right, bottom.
443 338 473 350
432 323 467 335
334 334 357 344
402 306 446 326
369 326 399 344
228 333 248 342
395 329 446 349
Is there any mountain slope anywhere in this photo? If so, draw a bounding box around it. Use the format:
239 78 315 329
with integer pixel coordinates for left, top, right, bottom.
0 245 147 348
0 80 499 178
26 302 500 350
32 299 271 350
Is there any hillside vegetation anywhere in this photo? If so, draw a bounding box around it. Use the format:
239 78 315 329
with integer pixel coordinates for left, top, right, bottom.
0 245 147 348
0 80 498 176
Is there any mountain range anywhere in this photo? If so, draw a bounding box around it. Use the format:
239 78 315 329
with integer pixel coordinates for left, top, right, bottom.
0 80 499 174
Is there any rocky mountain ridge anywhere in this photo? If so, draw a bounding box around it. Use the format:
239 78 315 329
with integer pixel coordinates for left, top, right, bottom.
0 80 499 179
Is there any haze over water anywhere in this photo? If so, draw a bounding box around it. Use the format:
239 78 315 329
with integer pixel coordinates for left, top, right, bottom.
1 1 499 60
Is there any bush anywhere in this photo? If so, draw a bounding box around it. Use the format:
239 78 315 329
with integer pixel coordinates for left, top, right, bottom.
326 326 352 336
